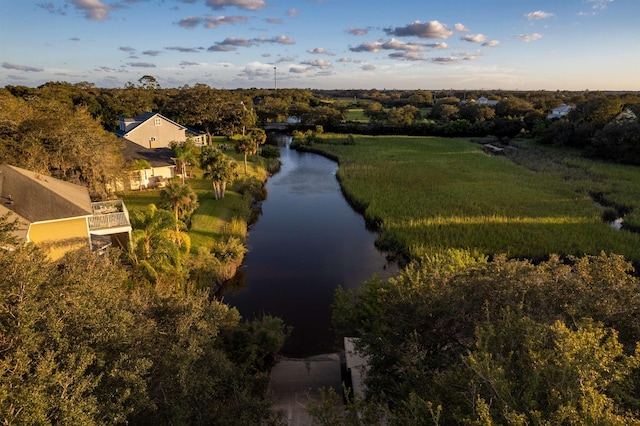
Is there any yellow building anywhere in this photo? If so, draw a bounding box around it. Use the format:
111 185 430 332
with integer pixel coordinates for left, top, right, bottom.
0 164 131 259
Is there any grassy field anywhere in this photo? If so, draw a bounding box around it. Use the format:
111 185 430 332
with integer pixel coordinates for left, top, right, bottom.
305 134 640 265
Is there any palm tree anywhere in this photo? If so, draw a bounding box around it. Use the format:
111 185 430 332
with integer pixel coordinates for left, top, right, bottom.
235 137 257 175
159 180 198 231
199 146 238 200
126 204 189 282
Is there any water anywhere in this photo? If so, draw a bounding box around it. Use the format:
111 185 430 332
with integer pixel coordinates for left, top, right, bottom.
220 138 397 357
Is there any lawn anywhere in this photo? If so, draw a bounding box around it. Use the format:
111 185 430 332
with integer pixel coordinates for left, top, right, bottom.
121 144 274 253
306 134 640 265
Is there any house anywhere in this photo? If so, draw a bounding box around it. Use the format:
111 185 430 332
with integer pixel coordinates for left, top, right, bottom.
613 107 638 124
117 112 206 149
477 96 500 106
0 164 131 259
121 139 177 190
547 104 574 119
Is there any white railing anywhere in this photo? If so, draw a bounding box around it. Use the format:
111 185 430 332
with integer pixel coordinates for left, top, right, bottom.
89 200 131 230
88 212 130 230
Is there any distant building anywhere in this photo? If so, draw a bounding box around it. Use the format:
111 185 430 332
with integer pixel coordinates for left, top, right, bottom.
547 104 574 119
477 96 500 106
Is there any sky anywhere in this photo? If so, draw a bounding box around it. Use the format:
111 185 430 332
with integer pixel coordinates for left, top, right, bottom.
1 0 639 91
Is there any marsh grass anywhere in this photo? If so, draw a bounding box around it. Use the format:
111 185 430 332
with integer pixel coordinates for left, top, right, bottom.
309 134 640 265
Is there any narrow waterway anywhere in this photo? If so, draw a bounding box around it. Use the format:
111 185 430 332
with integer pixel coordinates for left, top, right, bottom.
219 137 397 357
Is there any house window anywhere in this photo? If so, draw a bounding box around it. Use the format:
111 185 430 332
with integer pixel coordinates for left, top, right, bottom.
150 137 156 142
154 117 162 126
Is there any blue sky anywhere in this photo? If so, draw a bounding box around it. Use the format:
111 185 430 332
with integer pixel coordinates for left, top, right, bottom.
1 0 638 90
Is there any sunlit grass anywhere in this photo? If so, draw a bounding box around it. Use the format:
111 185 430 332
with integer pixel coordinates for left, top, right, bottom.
308 134 640 265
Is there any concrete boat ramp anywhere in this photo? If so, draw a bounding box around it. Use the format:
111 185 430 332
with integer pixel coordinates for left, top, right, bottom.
268 353 343 425
267 338 368 426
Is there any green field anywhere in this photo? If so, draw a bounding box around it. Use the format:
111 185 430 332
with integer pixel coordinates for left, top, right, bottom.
306 135 640 265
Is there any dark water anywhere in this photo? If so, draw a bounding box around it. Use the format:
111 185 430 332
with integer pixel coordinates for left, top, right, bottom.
220 138 397 358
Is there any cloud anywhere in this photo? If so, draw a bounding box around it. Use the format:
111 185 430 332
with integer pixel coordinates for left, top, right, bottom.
307 47 335 55
524 10 554 19
127 62 156 68
388 51 429 61
143 50 161 56
347 27 368 36
69 37 80 41
119 46 135 52
587 0 613 9
208 44 237 52
38 2 63 14
276 56 295 63
287 8 299 17
515 33 543 42
165 46 200 53
482 40 500 47
289 65 309 74
462 33 486 43
2 62 44 72
349 41 382 53
300 59 332 69
205 0 266 11
422 42 448 49
454 23 468 32
256 35 295 44
69 0 111 21
204 15 247 28
238 62 274 78
361 64 376 71
208 34 294 52
180 61 200 66
382 38 423 51
266 18 282 24
385 20 453 39
178 16 201 28
431 56 458 64
337 57 352 63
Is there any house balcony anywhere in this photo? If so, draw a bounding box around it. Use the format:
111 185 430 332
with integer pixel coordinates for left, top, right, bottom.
88 200 132 236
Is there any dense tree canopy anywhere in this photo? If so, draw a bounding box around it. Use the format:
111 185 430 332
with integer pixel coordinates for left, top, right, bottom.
331 251 640 425
0 232 286 425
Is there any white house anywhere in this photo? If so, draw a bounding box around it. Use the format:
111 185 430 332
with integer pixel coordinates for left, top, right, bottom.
547 104 574 119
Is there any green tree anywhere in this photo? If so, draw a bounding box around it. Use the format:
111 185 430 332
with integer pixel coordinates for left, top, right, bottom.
363 102 388 123
330 252 640 424
388 105 420 126
170 138 199 184
199 146 239 200
0 247 153 425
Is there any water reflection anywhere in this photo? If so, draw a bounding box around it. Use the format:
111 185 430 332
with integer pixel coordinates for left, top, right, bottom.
219 135 397 357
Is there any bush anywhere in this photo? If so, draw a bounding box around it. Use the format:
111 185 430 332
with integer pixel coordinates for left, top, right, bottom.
259 145 280 159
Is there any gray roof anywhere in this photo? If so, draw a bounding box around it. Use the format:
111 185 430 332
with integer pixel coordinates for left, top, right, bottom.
0 164 92 224
121 139 175 168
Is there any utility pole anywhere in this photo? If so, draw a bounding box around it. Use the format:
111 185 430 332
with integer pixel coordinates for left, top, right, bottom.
274 66 277 90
